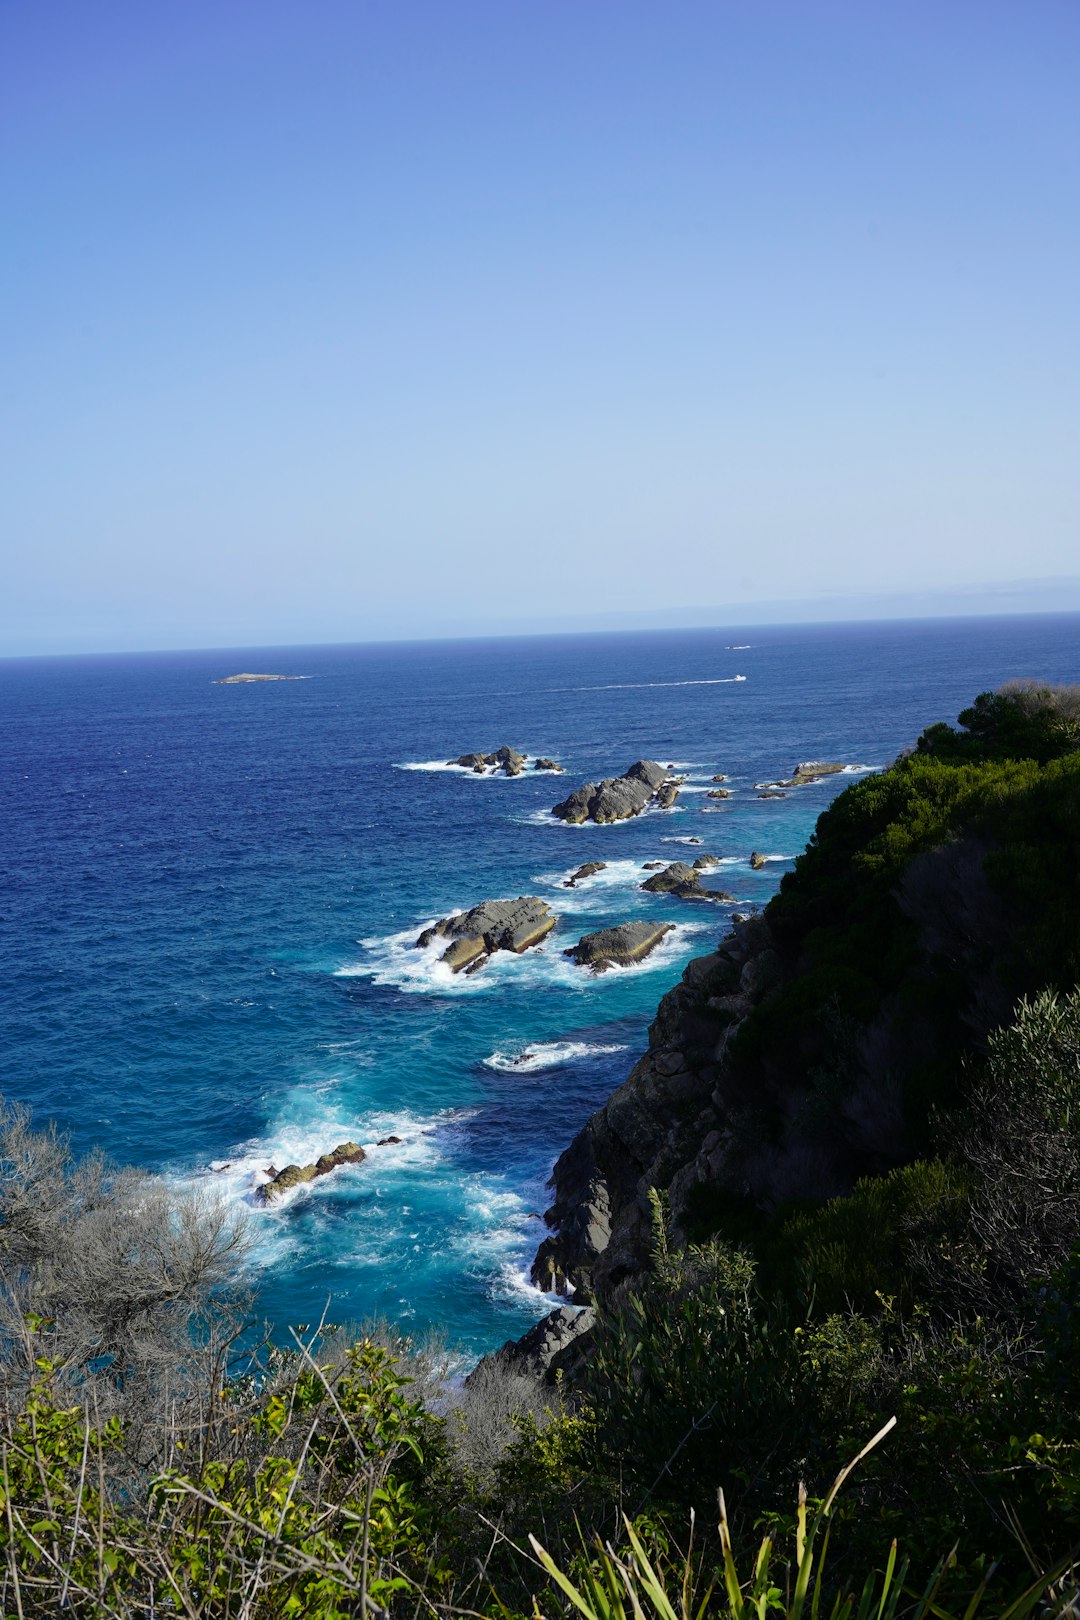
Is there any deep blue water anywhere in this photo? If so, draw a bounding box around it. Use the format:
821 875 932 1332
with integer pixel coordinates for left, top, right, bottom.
2 616 1078 1356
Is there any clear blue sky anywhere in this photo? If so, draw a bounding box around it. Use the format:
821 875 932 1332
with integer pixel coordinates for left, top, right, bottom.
2 1 1078 654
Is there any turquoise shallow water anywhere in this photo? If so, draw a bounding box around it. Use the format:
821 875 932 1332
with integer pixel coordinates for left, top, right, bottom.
2 617 1078 1356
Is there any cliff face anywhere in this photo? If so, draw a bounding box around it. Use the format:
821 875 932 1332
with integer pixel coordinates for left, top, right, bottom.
530 739 1074 1304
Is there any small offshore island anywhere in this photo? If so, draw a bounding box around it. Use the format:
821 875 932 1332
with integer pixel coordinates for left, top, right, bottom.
213 672 311 683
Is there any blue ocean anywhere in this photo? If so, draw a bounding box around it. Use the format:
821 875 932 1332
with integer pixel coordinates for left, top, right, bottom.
3 616 1078 1357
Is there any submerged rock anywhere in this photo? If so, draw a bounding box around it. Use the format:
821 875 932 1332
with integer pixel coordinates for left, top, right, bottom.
758 790 788 799
551 760 675 824
565 921 675 973
258 1142 365 1202
564 861 608 888
416 897 556 973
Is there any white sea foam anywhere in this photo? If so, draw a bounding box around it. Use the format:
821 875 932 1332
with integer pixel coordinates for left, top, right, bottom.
660 835 709 846
483 1040 629 1073
537 857 647 890
532 858 653 913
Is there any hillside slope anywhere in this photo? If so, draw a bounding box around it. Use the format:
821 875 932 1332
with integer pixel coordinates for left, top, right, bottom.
532 682 1080 1303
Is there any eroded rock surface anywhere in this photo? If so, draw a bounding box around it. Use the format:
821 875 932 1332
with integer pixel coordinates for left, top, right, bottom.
564 921 675 973
416 897 556 973
551 760 675 824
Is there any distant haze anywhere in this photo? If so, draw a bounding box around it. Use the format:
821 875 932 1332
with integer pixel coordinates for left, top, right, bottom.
2 2 1078 657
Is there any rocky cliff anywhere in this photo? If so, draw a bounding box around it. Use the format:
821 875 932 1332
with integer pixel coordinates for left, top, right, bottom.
529 711 1080 1305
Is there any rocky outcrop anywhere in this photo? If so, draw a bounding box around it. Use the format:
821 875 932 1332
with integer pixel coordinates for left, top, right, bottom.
749 851 767 869
692 854 720 870
529 757 1037 1313
466 1304 596 1386
258 1142 365 1201
794 761 846 780
640 862 733 902
711 774 728 783
759 791 787 799
707 788 731 799
564 862 607 888
755 762 848 791
450 746 528 776
656 782 681 809
551 760 675 825
416 897 556 973
529 911 799 1299
535 758 564 772
565 921 675 973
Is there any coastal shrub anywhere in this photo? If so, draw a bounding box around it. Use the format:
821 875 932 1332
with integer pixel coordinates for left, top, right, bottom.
758 1158 969 1315
0 1099 249 1475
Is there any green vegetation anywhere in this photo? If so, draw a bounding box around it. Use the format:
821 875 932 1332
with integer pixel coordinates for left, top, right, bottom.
3 683 1080 1615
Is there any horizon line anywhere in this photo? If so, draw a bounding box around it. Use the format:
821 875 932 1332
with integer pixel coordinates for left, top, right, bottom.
5 599 1080 665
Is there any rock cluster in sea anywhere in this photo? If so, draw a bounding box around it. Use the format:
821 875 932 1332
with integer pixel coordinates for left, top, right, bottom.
640 861 733 902
551 759 678 824
449 746 563 775
416 897 556 974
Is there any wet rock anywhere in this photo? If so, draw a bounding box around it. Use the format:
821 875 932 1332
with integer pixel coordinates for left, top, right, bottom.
707 788 731 799
711 773 728 783
640 862 732 901
692 854 720 869
377 1135 403 1146
535 757 563 772
565 921 675 973
642 860 665 870
656 782 681 809
448 746 528 776
758 790 787 799
749 851 768 870
564 861 607 888
259 1142 365 1202
416 897 556 973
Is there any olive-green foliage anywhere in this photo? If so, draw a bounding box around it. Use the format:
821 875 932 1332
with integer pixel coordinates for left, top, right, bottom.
0 1332 455 1618
759 1159 968 1315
